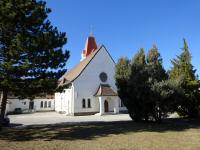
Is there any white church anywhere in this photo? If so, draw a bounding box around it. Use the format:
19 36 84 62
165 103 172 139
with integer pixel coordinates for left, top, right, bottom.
55 36 126 115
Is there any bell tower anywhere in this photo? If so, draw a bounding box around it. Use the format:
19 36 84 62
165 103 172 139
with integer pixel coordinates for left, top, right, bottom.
81 36 98 61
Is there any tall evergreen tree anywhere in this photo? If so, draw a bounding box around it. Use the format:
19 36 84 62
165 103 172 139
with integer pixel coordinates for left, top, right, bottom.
116 46 175 122
128 48 149 121
146 45 170 122
169 39 200 117
146 45 167 82
0 0 70 123
115 57 131 109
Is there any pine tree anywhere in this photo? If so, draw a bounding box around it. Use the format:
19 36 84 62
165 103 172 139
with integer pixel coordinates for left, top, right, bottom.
0 0 70 123
132 48 146 65
115 57 131 109
146 45 167 82
128 48 149 121
170 39 195 80
169 39 200 117
115 46 185 122
146 45 170 122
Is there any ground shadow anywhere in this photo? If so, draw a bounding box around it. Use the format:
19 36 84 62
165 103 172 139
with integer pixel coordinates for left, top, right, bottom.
0 118 200 142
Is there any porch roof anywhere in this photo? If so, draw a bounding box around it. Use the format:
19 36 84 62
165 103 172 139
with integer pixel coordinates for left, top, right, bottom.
94 84 118 97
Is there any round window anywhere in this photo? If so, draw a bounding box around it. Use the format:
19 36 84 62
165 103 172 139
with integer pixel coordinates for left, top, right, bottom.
99 72 108 82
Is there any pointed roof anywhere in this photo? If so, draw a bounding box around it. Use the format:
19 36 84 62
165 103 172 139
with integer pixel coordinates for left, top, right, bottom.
83 36 98 57
58 44 116 87
58 46 102 86
94 84 118 96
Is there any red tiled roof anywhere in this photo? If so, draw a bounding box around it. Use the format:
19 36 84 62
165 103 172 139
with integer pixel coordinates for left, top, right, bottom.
94 84 118 96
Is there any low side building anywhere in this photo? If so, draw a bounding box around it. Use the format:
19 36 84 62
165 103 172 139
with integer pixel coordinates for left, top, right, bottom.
5 94 55 114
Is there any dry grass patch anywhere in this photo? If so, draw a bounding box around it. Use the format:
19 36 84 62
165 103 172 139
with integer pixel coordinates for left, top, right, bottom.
0 118 200 150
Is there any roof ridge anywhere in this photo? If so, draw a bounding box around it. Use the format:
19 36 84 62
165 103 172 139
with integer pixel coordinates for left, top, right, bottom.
59 45 104 87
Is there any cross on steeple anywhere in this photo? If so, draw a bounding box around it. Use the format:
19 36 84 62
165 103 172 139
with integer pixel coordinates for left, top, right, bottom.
89 25 93 36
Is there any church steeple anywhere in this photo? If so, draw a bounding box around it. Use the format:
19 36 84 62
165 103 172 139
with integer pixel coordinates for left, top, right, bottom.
81 36 98 61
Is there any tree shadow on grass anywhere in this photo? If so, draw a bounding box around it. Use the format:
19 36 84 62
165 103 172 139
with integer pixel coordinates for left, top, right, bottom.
0 118 200 142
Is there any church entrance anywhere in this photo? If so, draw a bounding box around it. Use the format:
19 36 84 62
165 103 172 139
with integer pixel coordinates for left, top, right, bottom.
104 100 109 112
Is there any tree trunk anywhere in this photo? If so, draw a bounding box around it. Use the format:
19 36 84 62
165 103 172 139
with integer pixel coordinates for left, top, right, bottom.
0 90 8 123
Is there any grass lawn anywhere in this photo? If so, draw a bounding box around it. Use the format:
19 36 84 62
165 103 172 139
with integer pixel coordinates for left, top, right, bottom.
0 118 200 150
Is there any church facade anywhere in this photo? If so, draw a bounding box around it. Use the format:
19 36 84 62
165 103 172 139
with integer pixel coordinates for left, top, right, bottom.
55 36 126 115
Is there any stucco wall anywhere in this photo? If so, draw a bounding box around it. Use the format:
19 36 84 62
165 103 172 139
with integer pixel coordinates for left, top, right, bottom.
73 46 119 113
55 87 73 114
7 99 30 113
34 99 54 111
6 99 54 113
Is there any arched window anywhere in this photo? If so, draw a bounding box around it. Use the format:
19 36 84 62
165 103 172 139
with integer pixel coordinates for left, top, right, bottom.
88 99 91 108
44 101 47 108
40 101 43 108
82 99 86 108
48 101 51 108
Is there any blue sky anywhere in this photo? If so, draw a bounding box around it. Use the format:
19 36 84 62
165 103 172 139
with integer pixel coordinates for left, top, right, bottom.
46 0 200 75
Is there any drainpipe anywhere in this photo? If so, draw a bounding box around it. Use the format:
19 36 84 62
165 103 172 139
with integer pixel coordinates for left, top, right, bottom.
71 83 74 115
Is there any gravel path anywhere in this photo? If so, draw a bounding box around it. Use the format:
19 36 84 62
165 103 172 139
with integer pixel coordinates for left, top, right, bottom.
8 112 131 126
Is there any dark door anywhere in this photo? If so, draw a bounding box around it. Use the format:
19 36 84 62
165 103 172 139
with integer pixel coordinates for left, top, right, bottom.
29 101 34 110
104 100 109 112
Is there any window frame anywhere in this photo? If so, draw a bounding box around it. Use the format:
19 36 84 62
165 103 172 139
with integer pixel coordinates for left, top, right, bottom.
40 101 43 108
82 99 86 108
87 98 91 108
44 101 47 108
48 101 51 108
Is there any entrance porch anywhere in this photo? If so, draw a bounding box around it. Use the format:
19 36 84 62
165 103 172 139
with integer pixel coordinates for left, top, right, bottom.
97 96 119 116
94 84 120 116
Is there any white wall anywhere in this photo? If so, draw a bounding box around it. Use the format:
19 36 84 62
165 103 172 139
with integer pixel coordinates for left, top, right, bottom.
6 98 54 113
73 46 119 113
105 97 118 112
55 93 61 112
34 99 54 111
7 99 30 113
55 87 73 115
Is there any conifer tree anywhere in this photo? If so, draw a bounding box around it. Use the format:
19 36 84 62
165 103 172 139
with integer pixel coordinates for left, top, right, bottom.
115 57 131 109
128 48 148 121
116 47 175 122
146 45 170 122
169 39 200 117
146 45 167 82
0 0 70 123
